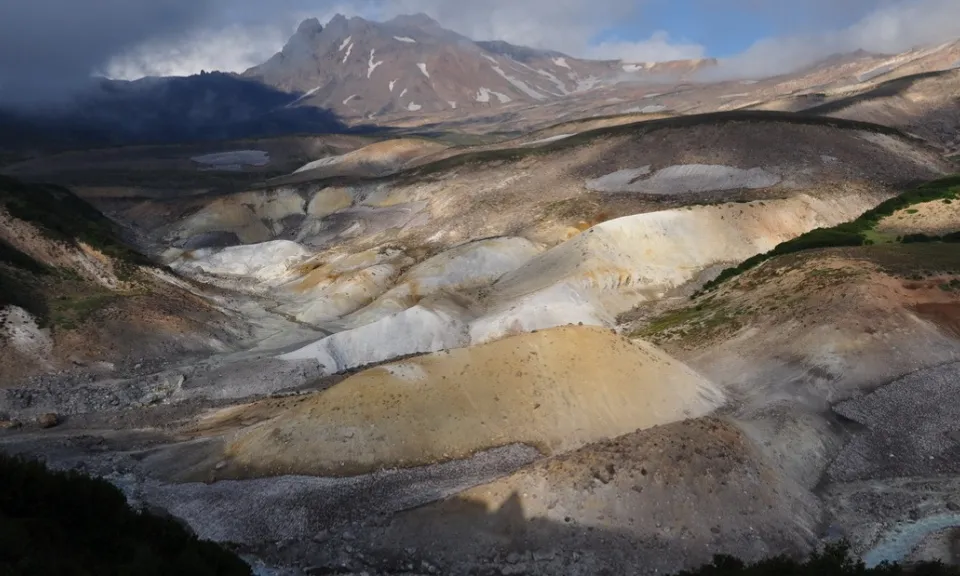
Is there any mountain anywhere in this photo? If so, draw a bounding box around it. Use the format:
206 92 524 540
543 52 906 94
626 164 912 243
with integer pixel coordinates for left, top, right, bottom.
244 13 713 119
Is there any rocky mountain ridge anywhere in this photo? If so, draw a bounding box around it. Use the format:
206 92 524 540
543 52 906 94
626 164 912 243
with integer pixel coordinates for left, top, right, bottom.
244 13 715 119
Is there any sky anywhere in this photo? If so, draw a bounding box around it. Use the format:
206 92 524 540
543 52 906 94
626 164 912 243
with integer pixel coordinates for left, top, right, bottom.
2 0 960 104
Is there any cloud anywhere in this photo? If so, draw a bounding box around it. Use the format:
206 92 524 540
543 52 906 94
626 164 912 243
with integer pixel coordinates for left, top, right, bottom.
0 0 216 105
586 31 706 63
709 0 960 79
3 0 960 104
102 25 290 79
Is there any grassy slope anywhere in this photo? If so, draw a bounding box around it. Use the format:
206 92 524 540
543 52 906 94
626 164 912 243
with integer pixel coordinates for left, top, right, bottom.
0 175 152 325
698 175 960 294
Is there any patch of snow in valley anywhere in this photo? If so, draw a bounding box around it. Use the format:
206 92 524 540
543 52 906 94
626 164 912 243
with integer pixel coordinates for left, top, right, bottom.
417 63 430 78
523 133 573 147
342 42 353 63
553 57 570 69
394 36 416 43
294 152 351 173
338 36 352 52
1 306 53 364
586 164 782 194
399 88 408 98
489 62 546 100
622 63 645 72
622 104 666 114
407 102 422 111
482 54 498 64
389 79 397 92
367 49 383 78
475 87 511 104
856 64 895 82
191 150 270 171
342 94 357 106
448 101 457 109
719 92 750 99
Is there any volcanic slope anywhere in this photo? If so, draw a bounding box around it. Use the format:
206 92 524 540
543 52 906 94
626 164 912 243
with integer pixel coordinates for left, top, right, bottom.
147 113 953 377
0 175 247 383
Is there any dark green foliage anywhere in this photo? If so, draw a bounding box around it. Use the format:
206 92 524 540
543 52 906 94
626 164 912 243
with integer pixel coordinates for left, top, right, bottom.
676 542 960 576
699 175 960 294
901 233 937 243
0 453 251 576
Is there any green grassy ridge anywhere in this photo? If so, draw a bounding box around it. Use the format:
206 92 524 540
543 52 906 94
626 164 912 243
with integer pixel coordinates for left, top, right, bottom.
0 453 250 576
697 175 960 295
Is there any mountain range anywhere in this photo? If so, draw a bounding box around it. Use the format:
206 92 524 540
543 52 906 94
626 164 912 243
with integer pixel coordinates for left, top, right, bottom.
244 13 714 119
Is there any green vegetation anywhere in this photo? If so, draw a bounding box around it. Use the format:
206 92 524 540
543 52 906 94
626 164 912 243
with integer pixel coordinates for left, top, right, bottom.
677 542 959 576
698 175 960 294
0 453 250 576
0 175 149 275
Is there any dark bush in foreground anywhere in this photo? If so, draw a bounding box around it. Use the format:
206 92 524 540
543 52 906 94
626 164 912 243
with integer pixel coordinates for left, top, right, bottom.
678 542 960 575
0 453 251 576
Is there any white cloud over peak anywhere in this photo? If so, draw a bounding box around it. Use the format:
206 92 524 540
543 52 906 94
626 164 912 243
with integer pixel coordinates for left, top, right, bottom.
586 31 707 63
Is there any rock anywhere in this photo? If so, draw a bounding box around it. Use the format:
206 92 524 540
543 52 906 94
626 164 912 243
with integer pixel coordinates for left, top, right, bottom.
0 420 22 430
947 501 960 512
312 529 330 543
506 552 522 564
37 413 60 429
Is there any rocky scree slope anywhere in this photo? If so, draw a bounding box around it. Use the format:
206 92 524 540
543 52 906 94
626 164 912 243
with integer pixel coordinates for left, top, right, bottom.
0 175 245 383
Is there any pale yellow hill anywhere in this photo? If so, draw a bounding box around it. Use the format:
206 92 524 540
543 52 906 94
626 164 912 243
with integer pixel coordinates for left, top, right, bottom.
209 325 724 478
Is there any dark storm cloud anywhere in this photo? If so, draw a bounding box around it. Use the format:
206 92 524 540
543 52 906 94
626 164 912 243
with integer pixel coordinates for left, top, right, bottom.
0 0 216 105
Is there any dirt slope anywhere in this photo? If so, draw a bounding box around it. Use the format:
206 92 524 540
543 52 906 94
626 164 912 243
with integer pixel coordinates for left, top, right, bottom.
208 326 723 478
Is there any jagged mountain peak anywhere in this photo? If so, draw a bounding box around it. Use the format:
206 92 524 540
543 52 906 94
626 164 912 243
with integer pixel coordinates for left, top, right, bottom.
295 17 323 37
243 13 710 120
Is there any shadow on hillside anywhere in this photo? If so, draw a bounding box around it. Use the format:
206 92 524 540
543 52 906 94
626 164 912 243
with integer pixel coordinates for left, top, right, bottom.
0 73 387 153
804 69 960 116
280 489 813 576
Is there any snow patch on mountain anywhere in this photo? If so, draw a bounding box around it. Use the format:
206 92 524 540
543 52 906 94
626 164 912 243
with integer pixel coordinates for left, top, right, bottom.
389 79 397 92
417 63 430 78
342 42 354 63
490 63 546 100
343 94 357 105
475 87 511 104
338 36 352 52
394 36 416 43
407 102 422 111
553 57 570 69
536 69 569 95
368 49 384 78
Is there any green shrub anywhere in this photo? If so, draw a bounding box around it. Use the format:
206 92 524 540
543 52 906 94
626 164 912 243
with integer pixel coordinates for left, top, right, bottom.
698 175 960 294
0 453 251 576
677 541 959 575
